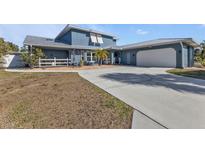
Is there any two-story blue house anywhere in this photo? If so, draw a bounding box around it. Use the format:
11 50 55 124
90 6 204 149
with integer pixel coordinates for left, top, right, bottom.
24 24 117 66
24 24 199 68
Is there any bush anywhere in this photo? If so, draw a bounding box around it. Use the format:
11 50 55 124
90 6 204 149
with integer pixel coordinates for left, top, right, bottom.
195 41 205 67
79 59 84 67
21 48 44 68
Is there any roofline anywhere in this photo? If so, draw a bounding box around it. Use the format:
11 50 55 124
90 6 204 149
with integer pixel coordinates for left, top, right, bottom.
55 24 118 40
24 42 100 51
117 38 200 50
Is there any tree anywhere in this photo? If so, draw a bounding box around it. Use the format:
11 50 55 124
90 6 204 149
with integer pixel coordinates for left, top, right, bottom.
0 38 8 58
21 47 44 68
0 38 19 58
195 41 205 66
7 42 19 52
20 46 27 52
95 49 109 65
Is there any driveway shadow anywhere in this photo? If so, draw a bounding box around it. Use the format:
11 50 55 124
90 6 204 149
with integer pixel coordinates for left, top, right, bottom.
100 73 205 95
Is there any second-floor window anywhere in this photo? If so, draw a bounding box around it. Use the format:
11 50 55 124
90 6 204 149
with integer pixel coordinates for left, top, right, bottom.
97 35 103 44
90 33 104 44
90 33 97 43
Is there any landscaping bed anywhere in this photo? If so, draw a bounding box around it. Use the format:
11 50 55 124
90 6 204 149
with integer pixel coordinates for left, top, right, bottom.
0 70 133 128
167 68 205 80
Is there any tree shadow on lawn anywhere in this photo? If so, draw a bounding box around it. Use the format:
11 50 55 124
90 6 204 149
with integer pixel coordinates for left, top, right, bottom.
100 73 205 95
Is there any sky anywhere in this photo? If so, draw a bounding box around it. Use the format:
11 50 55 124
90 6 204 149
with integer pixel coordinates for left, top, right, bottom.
0 24 205 47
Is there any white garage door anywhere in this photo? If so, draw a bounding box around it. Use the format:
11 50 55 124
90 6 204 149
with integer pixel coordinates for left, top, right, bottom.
137 48 176 67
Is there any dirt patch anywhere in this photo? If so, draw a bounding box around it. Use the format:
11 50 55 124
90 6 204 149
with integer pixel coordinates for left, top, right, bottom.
0 71 133 128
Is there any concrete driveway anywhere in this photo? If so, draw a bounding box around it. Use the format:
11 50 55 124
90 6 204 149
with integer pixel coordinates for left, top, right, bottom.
79 66 205 129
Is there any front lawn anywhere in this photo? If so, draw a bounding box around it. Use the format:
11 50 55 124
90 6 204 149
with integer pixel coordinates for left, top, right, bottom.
167 68 205 80
0 70 133 128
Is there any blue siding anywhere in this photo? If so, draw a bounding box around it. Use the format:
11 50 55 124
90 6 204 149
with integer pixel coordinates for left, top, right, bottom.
43 49 69 59
55 31 72 44
119 43 184 68
183 45 188 67
101 35 116 47
188 46 194 67
71 29 116 47
121 50 136 65
56 29 116 47
71 29 90 46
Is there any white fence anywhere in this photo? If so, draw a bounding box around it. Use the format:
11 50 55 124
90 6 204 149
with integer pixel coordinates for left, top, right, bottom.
39 58 72 67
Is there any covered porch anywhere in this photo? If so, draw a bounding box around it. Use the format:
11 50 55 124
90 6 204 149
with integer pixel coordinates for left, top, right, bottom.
26 45 116 67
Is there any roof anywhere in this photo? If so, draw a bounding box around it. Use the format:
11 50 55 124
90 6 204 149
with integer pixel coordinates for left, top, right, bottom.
55 24 118 40
24 35 101 50
115 38 200 50
24 36 200 51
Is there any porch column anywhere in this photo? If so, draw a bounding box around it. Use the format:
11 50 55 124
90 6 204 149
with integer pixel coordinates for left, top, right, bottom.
90 51 93 61
83 51 87 62
29 45 32 54
71 49 75 64
111 51 114 64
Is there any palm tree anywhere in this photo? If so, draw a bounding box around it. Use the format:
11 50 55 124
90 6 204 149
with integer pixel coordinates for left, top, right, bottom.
95 49 109 65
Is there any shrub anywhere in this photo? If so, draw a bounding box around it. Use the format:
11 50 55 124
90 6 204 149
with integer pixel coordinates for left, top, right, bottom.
79 59 84 67
195 41 205 67
21 48 44 68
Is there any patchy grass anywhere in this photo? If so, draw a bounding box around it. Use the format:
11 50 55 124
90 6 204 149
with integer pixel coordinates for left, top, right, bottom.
167 69 205 80
0 70 133 128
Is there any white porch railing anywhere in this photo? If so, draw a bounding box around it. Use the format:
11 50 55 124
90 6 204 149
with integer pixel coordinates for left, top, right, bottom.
38 58 72 67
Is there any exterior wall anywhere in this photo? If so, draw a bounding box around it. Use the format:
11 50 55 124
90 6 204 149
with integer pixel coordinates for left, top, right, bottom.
188 46 194 67
130 51 136 65
71 29 90 46
101 35 117 47
121 51 127 64
55 31 72 44
182 43 194 67
120 50 136 65
56 29 116 47
43 49 70 59
182 45 188 67
120 43 185 68
2 54 25 68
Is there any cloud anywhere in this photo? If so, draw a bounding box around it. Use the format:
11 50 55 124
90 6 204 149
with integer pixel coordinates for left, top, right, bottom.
79 24 114 34
81 24 105 32
136 29 149 35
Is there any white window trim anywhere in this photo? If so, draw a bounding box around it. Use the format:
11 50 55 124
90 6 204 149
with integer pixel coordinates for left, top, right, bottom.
97 35 103 44
90 33 97 43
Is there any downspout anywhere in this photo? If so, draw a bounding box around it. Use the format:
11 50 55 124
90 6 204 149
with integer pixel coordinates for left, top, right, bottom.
179 41 184 68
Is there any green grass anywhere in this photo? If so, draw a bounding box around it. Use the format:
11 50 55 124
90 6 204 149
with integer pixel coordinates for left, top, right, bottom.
167 69 205 80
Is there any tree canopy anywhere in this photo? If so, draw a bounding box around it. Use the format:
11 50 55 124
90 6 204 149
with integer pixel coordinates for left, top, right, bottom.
195 40 205 66
0 38 8 58
7 42 19 52
0 38 19 58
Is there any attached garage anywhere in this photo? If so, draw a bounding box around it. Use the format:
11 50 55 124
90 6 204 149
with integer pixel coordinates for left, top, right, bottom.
118 38 199 68
136 48 176 67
